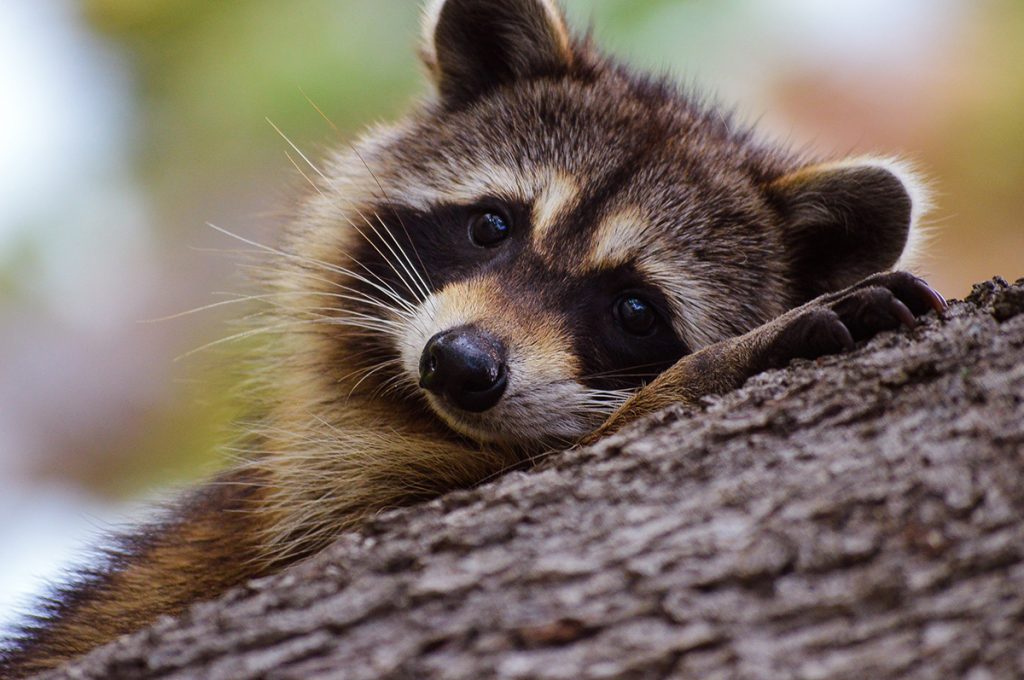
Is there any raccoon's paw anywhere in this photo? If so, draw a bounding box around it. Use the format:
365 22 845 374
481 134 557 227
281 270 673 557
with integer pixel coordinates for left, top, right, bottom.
762 272 946 369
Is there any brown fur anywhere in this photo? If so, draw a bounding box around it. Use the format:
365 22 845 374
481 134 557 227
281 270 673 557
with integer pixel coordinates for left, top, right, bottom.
1 467 274 676
2 1 940 675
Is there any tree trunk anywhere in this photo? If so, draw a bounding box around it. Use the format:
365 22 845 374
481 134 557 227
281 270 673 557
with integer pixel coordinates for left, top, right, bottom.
39 277 1024 680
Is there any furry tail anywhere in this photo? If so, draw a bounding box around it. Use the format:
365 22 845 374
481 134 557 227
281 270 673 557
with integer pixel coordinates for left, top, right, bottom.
0 467 273 677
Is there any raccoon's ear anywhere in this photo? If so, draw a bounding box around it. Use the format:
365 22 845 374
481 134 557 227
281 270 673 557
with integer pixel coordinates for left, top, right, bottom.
421 0 574 106
768 158 929 300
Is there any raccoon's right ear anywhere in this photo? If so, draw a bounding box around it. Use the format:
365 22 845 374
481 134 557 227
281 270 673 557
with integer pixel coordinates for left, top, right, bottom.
768 158 929 301
421 0 575 106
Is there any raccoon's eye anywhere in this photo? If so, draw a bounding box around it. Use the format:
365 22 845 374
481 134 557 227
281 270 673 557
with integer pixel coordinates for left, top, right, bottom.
615 295 657 336
469 211 511 247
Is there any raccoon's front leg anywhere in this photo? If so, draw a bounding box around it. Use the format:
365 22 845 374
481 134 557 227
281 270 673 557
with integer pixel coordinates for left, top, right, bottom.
589 271 946 441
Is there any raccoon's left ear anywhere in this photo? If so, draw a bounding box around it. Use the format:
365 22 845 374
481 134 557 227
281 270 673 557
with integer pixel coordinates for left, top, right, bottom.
768 158 929 300
421 0 575 106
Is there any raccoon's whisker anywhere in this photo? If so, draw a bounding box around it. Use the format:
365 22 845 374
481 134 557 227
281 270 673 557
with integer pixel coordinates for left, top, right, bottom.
337 358 404 392
303 315 395 333
525 446 563 466
372 372 419 400
301 292 413 322
581 362 669 380
335 203 432 311
242 422 340 449
381 373 419 397
310 292 412 321
284 150 324 198
369 210 433 306
336 361 392 386
579 395 632 409
176 320 330 360
348 257 424 312
350 145 436 295
248 300 401 332
288 315 402 337
585 388 637 399
300 87 340 134
212 226 416 315
332 354 396 382
179 312 404 360
280 169 421 304
266 117 326 180
265 257 415 316
205 222 330 271
242 262 415 318
318 317 404 335
475 447 555 486
335 209 425 306
152 290 411 324
342 202 427 302
575 398 627 408
366 370 404 392
370 211 432 305
574 388 633 416
575 406 622 418
259 242 415 315
311 313 403 333
307 412 345 442
346 359 402 399
269 154 426 309
141 295 271 323
581 373 660 383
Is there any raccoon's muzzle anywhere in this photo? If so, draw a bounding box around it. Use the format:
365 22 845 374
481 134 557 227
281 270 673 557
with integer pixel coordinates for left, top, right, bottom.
419 325 508 412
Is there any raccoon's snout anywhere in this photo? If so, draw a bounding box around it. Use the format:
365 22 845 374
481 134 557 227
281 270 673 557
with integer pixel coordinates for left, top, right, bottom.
419 326 508 413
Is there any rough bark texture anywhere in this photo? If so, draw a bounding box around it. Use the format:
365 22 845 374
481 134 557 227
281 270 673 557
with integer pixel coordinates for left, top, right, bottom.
41 277 1024 680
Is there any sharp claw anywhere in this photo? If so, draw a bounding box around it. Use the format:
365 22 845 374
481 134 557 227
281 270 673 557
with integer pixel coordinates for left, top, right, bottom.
891 298 917 330
914 276 948 313
835 319 855 352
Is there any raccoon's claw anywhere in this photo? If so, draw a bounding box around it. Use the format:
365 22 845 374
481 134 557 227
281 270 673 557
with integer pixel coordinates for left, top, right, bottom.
763 271 944 369
830 285 920 340
848 270 947 317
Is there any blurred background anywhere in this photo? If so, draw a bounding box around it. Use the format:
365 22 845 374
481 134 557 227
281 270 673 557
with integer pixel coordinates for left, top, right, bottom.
1 0 1021 632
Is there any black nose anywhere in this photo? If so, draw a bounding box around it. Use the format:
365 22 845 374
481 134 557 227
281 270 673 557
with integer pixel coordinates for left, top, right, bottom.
419 326 508 413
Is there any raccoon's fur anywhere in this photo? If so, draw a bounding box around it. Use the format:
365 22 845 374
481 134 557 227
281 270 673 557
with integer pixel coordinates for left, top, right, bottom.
1 0 945 675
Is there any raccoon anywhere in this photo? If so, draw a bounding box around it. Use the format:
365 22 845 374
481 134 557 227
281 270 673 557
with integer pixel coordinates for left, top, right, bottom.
1 0 946 675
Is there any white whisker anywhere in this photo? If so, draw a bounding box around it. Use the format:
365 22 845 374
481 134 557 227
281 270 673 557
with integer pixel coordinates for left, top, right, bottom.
206 223 416 316
349 146 437 312
284 150 325 197
266 117 326 180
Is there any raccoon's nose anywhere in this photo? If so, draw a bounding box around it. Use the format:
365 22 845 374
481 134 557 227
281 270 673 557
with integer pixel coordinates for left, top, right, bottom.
419 327 508 413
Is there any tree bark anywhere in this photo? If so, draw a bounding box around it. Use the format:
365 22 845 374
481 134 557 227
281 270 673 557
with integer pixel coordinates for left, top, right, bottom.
39 277 1024 680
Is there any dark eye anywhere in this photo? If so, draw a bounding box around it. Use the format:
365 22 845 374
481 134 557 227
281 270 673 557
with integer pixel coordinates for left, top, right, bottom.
469 211 510 247
616 295 658 336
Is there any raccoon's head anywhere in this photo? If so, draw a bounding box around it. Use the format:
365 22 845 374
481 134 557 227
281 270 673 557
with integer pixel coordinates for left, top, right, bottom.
295 0 926 448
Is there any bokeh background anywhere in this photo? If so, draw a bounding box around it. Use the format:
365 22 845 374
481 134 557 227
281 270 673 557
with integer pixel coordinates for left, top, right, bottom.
1 0 1022 632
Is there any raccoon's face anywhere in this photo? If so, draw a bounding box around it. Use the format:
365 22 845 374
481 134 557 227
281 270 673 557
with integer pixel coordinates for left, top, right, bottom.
304 0 923 448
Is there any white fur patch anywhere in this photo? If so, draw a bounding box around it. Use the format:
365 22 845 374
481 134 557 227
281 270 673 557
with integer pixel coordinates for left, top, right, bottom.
420 0 448 75
586 208 648 269
532 172 580 251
